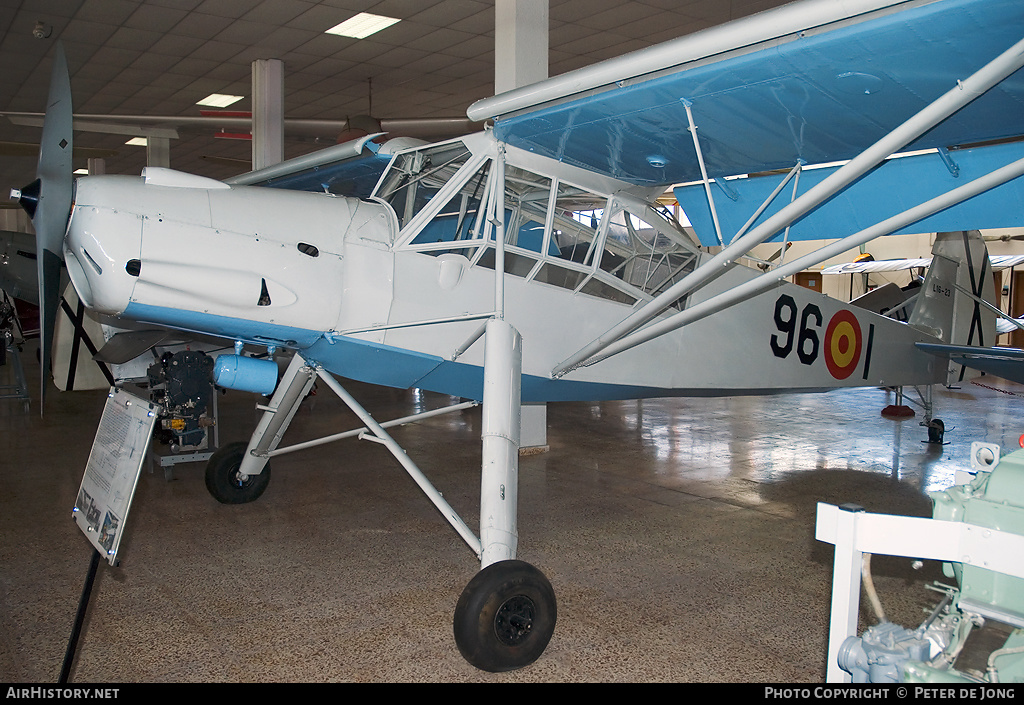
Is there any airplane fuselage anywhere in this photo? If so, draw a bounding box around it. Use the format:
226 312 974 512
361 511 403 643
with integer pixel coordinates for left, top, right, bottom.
65 132 952 402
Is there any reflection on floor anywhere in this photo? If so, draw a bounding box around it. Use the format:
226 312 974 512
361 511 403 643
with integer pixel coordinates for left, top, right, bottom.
1 348 1021 682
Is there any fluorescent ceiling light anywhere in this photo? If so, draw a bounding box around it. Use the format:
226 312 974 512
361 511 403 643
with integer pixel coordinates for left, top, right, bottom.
125 137 147 146
325 13 400 39
197 93 244 108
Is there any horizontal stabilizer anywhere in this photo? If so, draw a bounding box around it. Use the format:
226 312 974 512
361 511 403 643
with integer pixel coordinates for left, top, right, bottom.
916 343 1024 385
848 282 916 319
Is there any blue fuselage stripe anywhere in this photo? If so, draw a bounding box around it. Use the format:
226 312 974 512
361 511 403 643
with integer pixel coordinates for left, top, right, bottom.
121 302 694 402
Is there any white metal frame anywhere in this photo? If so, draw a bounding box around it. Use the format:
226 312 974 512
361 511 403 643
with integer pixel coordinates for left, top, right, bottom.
385 136 697 314
815 501 1024 683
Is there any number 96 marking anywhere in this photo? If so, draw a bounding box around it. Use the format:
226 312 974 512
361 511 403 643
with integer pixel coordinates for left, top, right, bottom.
771 295 862 379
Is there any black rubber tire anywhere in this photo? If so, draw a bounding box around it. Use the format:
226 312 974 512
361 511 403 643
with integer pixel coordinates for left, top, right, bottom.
204 441 270 504
928 418 945 444
453 560 556 672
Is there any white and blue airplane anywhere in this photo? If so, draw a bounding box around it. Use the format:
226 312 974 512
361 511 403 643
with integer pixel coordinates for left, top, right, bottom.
10 0 1024 672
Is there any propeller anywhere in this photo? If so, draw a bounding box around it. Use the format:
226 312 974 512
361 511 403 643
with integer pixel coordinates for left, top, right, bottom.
10 43 74 409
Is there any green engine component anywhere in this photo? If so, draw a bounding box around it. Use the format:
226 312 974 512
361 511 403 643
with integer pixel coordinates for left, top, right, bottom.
837 444 1024 683
931 447 1024 622
917 445 1024 682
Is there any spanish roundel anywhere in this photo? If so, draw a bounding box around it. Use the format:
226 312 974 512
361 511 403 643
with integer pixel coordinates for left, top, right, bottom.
824 310 862 379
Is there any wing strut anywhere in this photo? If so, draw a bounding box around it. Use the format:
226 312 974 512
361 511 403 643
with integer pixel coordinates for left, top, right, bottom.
551 33 1024 378
681 100 723 246
732 161 804 250
569 154 1024 371
493 145 508 320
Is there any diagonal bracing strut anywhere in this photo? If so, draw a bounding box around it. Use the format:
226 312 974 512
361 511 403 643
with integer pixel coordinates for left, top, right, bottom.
552 34 1024 377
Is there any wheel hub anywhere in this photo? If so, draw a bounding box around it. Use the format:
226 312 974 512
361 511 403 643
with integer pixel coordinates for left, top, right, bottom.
493 595 536 646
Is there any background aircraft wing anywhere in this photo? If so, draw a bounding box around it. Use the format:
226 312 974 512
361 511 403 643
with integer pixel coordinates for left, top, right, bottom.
821 258 933 275
821 254 1024 275
0 230 45 303
469 0 1024 188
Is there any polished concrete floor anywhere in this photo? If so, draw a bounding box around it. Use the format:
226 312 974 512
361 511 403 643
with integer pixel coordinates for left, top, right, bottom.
2 345 1023 683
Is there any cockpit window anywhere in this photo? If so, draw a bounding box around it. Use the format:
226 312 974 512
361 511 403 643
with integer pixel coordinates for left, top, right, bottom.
390 144 699 308
376 141 478 231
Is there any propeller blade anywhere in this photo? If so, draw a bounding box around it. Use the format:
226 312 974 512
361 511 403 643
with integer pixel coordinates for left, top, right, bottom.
24 43 74 409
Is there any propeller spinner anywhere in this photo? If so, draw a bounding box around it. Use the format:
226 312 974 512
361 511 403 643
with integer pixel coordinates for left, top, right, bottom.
9 43 74 409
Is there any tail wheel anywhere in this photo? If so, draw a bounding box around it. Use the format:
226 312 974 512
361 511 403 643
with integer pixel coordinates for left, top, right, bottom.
204 441 270 504
453 560 556 672
927 418 945 445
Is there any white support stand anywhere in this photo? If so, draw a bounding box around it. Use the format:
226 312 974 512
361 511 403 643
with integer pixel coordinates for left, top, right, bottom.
815 502 1024 683
520 402 547 453
480 318 522 567
817 504 866 684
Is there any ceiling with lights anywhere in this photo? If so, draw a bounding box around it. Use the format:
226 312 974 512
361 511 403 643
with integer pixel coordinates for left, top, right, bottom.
0 0 791 219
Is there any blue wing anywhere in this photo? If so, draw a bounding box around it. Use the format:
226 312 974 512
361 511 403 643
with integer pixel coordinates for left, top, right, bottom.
675 141 1024 245
224 133 401 197
476 0 1024 187
256 151 394 196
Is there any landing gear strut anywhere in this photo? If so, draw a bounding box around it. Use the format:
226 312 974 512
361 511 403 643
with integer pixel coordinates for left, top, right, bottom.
205 320 557 671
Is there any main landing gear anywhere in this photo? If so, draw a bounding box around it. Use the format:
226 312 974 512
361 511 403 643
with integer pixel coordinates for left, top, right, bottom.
205 441 271 504
203 320 556 672
454 560 557 672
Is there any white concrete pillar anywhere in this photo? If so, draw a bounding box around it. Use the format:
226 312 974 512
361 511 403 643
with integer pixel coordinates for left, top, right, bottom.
495 0 549 449
494 0 549 95
146 137 170 168
252 59 284 170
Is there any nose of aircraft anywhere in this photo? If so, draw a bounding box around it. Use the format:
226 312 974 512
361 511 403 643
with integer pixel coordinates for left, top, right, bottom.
63 175 143 316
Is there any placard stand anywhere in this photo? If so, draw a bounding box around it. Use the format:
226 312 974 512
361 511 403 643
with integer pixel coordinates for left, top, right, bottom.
60 387 158 682
59 551 100 684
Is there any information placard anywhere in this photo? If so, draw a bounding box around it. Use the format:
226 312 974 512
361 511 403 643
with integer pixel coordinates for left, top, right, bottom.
73 387 159 566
